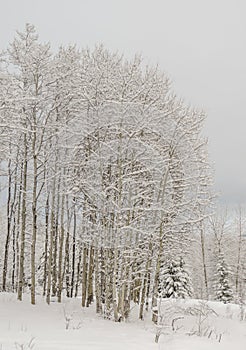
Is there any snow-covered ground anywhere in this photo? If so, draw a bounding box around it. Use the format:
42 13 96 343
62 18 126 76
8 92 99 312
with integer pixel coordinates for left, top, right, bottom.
0 293 245 349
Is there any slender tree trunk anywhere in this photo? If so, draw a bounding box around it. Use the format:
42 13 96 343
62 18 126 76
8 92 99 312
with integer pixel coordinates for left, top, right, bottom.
235 206 242 294
86 246 94 307
52 179 60 297
2 158 13 291
70 198 77 297
81 245 88 307
94 245 102 314
117 253 127 320
200 220 209 299
112 248 119 322
46 177 56 305
11 168 18 291
43 194 49 296
17 138 28 301
64 194 71 297
75 245 82 298
57 192 65 302
15 162 23 293
139 241 152 320
31 148 38 305
11 211 17 291
152 227 163 324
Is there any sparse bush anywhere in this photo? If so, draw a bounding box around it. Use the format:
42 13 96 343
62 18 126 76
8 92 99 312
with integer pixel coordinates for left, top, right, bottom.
15 337 35 350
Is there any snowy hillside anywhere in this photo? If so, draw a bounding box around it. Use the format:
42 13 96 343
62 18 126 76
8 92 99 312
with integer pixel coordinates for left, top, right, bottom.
0 293 246 350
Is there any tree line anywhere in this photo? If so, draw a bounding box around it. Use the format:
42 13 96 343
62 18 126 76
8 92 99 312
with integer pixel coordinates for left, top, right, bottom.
0 24 244 323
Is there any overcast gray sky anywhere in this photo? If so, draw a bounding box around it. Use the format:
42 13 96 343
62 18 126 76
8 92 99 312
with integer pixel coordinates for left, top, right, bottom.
1 0 246 204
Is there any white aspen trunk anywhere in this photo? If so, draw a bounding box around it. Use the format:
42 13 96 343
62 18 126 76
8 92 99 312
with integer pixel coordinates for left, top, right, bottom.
11 206 17 291
104 248 112 318
31 126 38 305
151 229 163 324
200 220 209 299
2 158 13 291
117 253 128 320
43 194 49 296
151 166 169 323
86 246 94 307
235 206 242 294
70 198 76 297
112 124 124 322
139 240 152 320
46 176 56 305
112 251 119 322
10 159 19 291
75 245 82 298
64 194 71 297
94 245 103 314
15 161 23 293
52 188 60 297
17 135 28 301
57 191 65 302
81 245 88 307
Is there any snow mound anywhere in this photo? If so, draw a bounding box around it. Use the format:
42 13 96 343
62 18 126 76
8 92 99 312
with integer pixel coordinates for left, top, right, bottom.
0 294 245 350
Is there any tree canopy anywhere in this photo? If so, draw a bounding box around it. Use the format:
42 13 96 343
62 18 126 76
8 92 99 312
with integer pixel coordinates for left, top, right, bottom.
0 24 213 322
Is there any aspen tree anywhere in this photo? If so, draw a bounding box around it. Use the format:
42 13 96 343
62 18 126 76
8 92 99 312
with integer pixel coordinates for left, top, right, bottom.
0 31 213 321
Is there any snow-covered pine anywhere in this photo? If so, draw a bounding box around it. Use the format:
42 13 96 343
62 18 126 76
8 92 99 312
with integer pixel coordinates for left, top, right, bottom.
159 257 192 299
214 253 233 304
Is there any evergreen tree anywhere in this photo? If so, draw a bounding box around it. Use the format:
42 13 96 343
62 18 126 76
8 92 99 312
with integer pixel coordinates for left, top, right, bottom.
159 257 192 298
215 253 233 304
